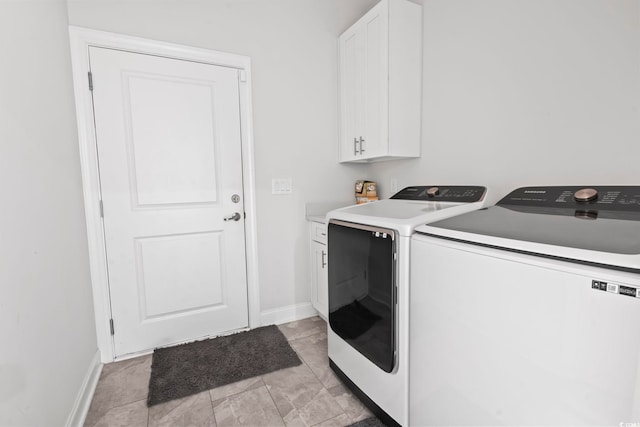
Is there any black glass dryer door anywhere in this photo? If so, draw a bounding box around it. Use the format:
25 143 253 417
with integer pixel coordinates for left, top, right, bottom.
328 220 396 373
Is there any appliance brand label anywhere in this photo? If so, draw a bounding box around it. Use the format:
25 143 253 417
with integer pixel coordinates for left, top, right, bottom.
592 280 639 299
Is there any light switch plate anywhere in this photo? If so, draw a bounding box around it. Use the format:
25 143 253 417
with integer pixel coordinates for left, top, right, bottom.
272 178 292 194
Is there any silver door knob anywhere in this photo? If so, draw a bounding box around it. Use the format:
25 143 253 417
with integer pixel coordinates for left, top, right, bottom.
224 212 242 222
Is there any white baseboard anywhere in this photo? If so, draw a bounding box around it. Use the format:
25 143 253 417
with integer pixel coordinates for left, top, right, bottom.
66 350 102 427
260 302 318 326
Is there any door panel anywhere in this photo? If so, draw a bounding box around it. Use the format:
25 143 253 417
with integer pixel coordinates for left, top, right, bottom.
89 46 248 357
135 232 225 318
125 73 219 206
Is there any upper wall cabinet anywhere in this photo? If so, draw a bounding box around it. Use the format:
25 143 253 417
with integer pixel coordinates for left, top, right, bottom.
338 0 422 163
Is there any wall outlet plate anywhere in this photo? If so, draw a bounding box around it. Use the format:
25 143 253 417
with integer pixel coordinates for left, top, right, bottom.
390 178 398 194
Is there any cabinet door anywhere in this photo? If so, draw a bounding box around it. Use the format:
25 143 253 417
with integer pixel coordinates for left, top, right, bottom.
338 1 389 162
338 0 421 163
360 2 388 160
339 25 363 162
311 240 328 319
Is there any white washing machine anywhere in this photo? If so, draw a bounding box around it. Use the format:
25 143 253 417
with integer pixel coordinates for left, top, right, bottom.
326 185 489 426
410 186 640 426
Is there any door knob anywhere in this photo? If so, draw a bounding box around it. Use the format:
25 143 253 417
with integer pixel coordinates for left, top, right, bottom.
224 212 242 222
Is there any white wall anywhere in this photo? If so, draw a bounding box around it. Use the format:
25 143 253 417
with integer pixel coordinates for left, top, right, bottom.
67 0 376 316
0 0 98 425
372 0 640 203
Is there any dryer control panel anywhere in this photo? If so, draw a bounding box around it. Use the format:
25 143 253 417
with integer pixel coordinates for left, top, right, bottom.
498 186 640 212
391 186 486 203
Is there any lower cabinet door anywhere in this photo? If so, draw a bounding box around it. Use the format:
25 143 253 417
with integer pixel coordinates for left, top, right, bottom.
311 240 328 319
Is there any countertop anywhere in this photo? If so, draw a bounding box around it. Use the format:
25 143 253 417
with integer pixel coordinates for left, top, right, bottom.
305 201 353 224
307 215 327 223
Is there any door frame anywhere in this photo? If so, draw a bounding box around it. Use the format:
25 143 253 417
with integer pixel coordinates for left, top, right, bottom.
68 26 261 362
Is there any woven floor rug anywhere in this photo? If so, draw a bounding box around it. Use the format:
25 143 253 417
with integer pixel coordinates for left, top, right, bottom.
147 325 301 406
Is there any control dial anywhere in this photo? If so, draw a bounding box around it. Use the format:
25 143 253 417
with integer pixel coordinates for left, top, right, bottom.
426 187 440 197
574 188 598 202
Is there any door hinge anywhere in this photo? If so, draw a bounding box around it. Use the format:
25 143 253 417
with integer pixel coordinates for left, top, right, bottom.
109 318 115 335
88 71 94 91
239 69 247 82
99 200 104 218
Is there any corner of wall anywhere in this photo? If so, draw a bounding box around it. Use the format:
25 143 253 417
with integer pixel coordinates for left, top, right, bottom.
65 350 102 427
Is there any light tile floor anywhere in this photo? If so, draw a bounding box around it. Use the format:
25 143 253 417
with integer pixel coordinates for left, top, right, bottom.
85 317 373 427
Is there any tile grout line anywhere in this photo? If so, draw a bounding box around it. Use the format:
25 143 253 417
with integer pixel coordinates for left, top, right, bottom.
308 329 362 425
208 377 269 425
208 388 219 427
262 378 287 426
266 339 336 426
88 398 150 427
285 327 327 344
287 330 355 426
208 377 263 405
101 397 150 414
267 327 311 424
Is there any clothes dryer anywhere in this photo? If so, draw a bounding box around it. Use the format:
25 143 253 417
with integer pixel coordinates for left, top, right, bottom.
327 185 489 426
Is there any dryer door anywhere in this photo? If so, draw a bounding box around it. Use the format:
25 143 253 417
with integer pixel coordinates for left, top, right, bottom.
328 220 396 372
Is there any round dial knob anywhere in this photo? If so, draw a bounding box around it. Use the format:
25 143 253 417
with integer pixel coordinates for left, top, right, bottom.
426 187 440 197
574 188 598 202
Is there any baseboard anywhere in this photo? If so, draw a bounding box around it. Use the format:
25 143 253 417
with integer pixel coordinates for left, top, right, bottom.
260 302 318 326
65 350 102 427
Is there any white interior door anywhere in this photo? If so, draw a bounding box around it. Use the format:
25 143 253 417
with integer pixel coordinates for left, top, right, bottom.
89 46 248 357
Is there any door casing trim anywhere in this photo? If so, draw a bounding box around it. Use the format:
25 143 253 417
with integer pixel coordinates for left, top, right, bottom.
68 26 261 362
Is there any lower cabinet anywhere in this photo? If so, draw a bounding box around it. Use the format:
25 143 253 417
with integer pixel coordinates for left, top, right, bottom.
309 221 328 319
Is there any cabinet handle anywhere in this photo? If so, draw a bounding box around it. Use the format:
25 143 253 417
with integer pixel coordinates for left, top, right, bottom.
353 138 358 155
359 136 365 153
321 250 327 268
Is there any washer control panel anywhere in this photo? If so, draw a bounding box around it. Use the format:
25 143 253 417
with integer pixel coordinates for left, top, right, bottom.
498 186 640 212
391 186 486 202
